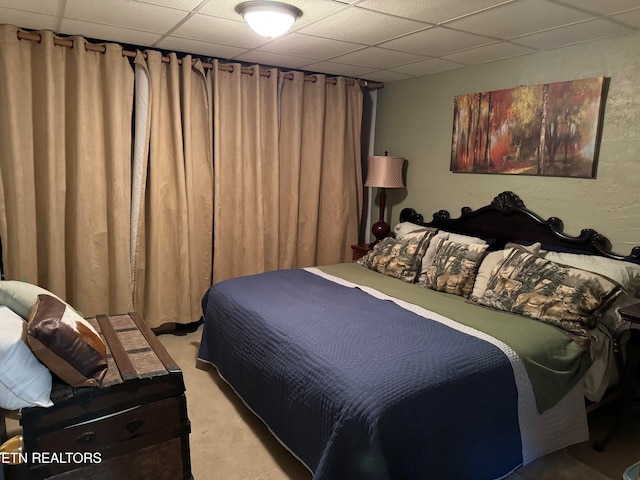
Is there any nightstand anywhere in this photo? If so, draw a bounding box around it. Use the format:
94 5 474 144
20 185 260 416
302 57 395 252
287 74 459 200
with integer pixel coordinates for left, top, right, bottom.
619 305 640 393
351 244 373 261
618 303 640 396
593 302 640 451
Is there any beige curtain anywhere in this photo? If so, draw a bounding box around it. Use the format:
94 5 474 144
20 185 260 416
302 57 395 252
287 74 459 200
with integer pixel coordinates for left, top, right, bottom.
133 51 213 328
0 24 362 320
279 73 363 268
0 25 133 316
211 65 363 282
210 61 280 282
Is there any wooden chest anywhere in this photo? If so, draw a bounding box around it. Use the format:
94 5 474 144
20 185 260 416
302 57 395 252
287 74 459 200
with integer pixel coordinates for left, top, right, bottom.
4 313 192 480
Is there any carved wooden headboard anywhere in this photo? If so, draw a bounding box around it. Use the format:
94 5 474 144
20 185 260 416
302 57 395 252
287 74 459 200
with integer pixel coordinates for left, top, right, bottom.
399 191 640 264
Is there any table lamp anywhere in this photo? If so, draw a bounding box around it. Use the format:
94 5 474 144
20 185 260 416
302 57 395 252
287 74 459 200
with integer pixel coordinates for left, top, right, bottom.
365 153 405 244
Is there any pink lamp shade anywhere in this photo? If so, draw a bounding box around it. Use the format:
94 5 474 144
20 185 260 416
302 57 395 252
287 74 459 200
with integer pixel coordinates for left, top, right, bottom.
364 155 405 244
365 156 405 188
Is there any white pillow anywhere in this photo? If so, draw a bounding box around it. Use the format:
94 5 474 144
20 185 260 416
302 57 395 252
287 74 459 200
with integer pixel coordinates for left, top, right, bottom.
446 231 487 245
0 306 53 410
543 252 640 296
393 222 427 239
470 250 505 301
0 280 67 320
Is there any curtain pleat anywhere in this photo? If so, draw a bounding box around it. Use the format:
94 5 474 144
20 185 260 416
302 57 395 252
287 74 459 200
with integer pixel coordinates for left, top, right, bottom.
0 25 133 316
210 62 280 282
182 56 214 324
133 51 213 328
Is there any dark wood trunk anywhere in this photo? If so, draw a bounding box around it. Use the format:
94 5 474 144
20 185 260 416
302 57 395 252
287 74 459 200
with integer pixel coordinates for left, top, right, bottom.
5 313 192 480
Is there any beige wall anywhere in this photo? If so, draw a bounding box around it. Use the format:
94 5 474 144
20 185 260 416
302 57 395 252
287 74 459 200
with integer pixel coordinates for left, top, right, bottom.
373 31 640 255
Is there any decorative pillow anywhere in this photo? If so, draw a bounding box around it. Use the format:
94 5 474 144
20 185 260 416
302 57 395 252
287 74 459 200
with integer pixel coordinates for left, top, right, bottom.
420 231 449 272
393 222 433 239
543 251 640 296
422 230 489 274
0 306 53 410
0 280 68 320
27 294 108 388
474 249 620 347
357 230 436 283
471 243 543 300
421 240 489 297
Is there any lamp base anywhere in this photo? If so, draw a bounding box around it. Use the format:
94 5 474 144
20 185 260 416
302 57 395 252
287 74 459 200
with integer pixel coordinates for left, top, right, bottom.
371 220 390 245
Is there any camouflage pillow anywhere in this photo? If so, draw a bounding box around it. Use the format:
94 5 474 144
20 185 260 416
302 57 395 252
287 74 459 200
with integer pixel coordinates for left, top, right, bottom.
473 248 620 348
357 230 436 283
471 243 543 300
421 239 488 297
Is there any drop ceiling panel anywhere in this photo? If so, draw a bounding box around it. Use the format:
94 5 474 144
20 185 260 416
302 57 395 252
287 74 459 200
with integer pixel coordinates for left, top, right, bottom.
156 36 248 58
380 26 497 56
0 7 59 31
64 0 190 34
611 8 640 28
363 70 413 83
331 47 426 69
60 19 163 47
391 57 465 77
356 0 513 24
259 33 362 59
134 0 204 11
552 0 640 16
442 41 536 65
296 7 427 44
299 59 376 77
446 0 596 39
0 0 62 15
515 18 633 50
234 50 315 69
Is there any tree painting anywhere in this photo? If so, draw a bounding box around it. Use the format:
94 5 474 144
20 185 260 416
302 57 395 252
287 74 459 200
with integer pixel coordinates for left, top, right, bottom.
450 77 606 178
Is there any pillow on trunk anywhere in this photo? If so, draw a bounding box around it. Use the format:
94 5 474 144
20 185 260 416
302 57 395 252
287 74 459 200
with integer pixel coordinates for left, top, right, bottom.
27 294 108 388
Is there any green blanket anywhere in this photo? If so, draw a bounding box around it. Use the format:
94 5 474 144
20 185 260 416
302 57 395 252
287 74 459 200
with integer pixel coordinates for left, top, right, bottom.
317 263 592 412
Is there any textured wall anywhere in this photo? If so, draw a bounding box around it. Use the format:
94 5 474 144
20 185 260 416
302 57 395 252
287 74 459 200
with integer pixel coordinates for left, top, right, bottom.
374 31 640 255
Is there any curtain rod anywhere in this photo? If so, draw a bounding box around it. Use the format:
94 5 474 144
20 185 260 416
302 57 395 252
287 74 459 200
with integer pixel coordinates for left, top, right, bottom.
16 31 384 90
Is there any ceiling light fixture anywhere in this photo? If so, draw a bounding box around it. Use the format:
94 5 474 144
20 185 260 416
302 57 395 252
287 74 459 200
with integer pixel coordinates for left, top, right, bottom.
235 1 303 38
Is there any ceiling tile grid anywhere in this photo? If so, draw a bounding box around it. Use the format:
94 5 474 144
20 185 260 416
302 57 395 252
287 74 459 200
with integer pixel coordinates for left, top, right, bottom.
0 0 639 83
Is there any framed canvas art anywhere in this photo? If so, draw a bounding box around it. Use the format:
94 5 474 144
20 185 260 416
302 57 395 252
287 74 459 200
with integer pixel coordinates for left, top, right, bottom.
450 77 607 178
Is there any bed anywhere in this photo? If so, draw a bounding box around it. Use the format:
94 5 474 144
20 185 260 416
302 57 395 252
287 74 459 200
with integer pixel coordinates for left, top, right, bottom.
197 191 640 480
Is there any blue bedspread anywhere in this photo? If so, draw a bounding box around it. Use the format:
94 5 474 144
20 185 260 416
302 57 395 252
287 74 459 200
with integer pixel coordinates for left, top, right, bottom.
198 269 522 479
